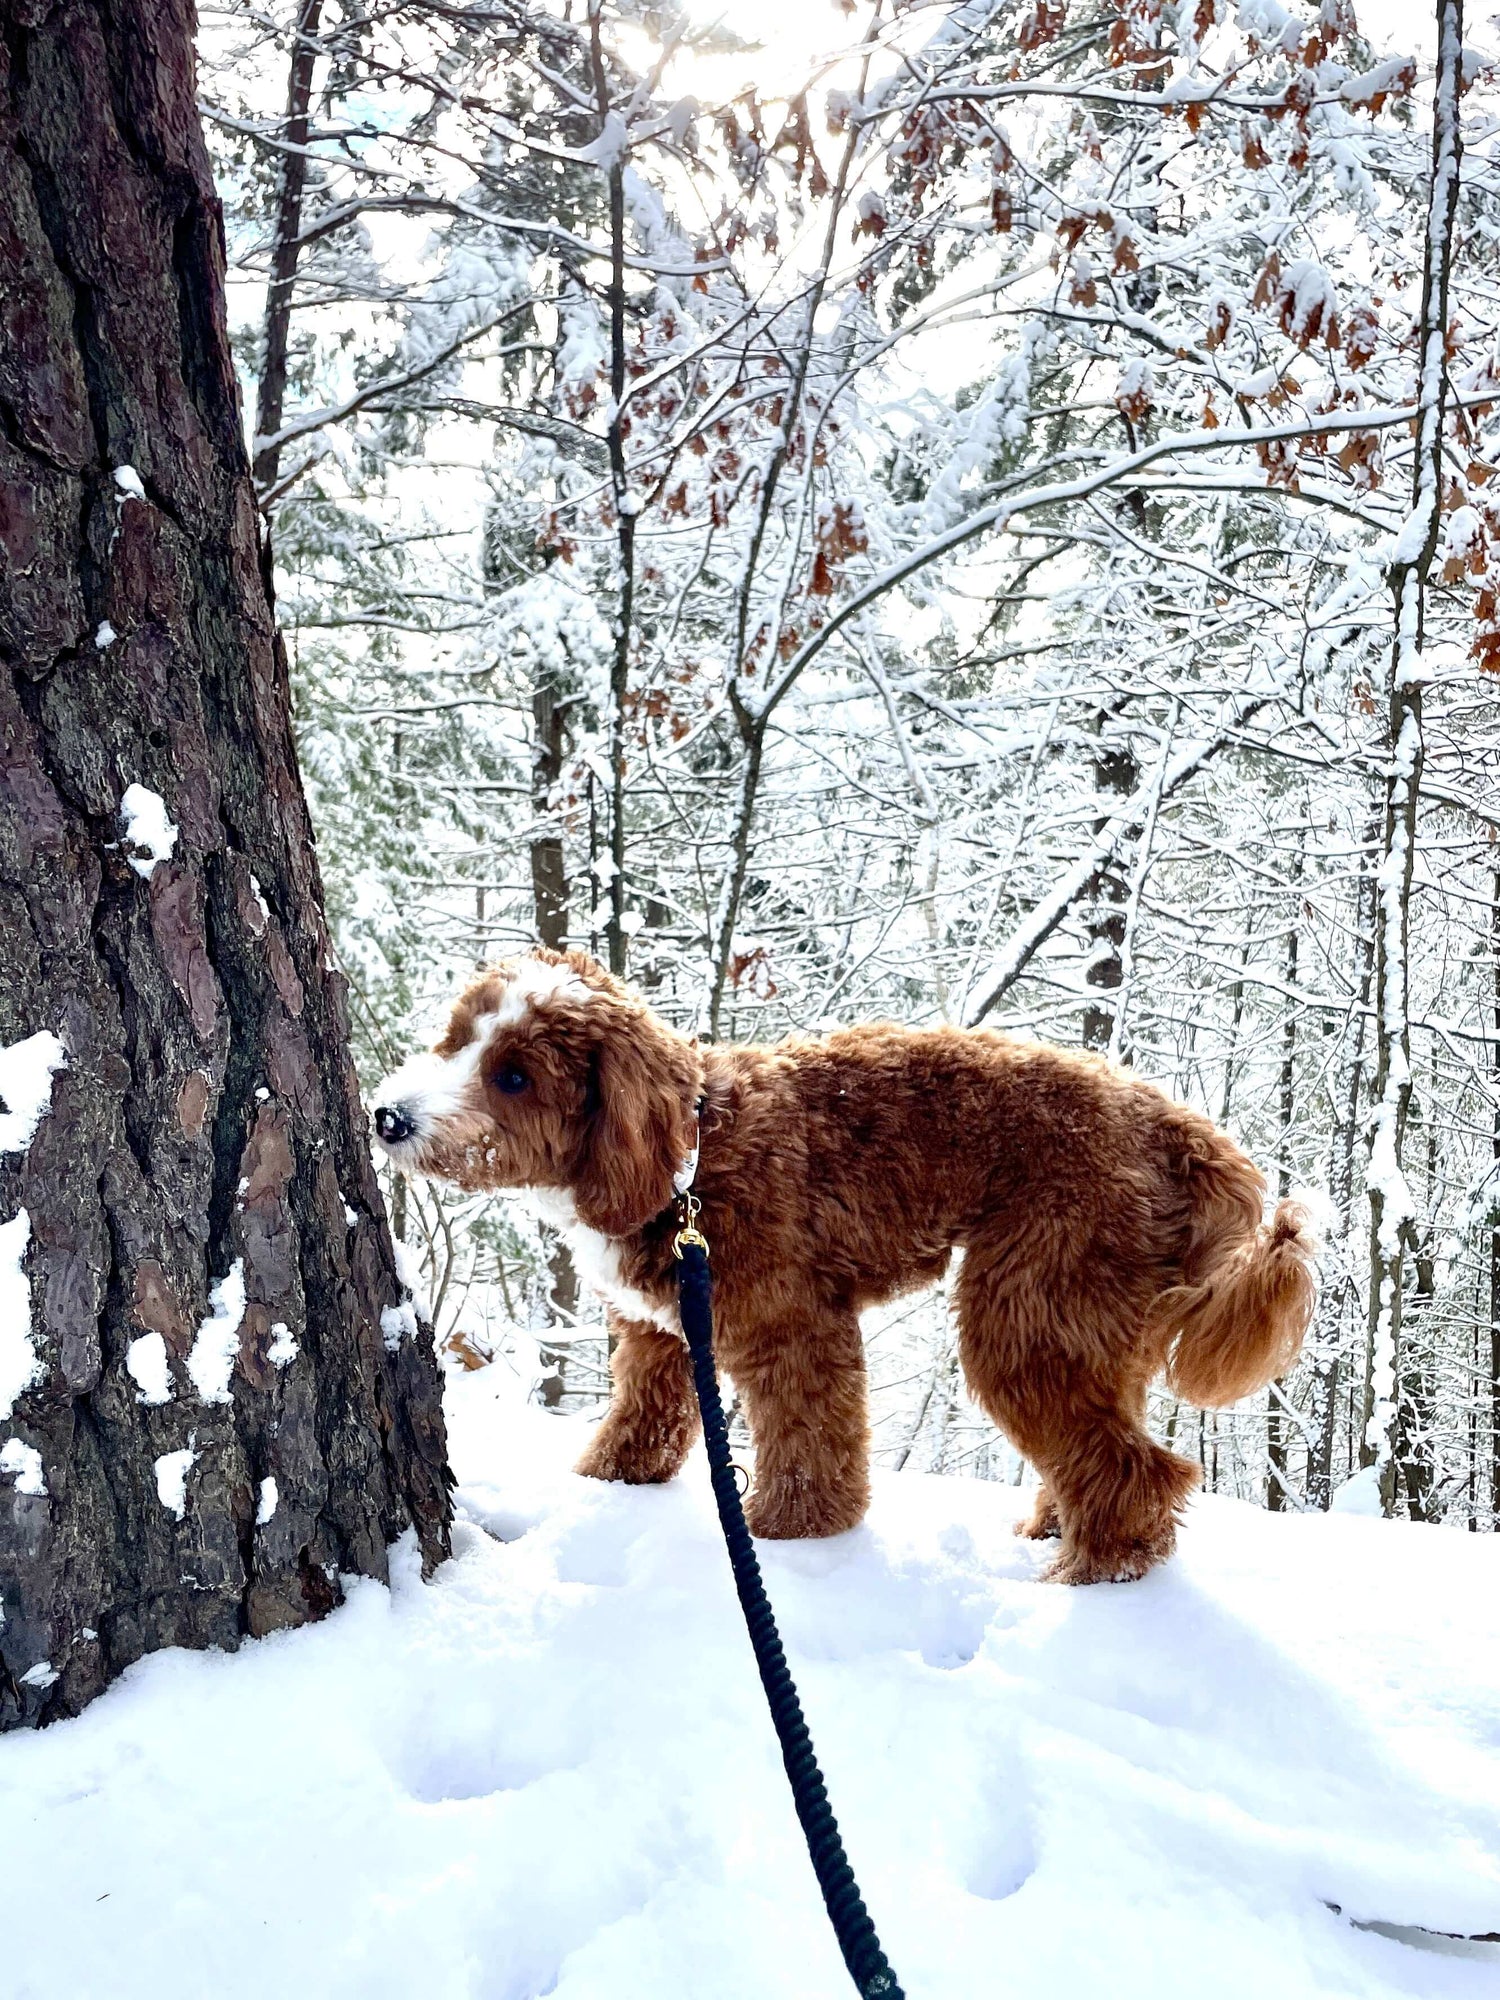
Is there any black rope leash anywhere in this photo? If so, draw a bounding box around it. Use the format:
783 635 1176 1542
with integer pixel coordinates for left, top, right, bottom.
674 1217 905 2000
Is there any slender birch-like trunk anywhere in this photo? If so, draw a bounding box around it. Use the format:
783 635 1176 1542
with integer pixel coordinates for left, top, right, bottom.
1308 838 1376 1508
1268 837 1304 1510
1363 0 1463 1515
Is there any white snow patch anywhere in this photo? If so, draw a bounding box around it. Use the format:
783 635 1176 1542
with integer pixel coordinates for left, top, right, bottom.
93 620 117 650
19 1661 58 1690
1330 1465 1385 1516
1444 505 1484 563
186 1262 246 1404
392 1240 429 1319
1115 357 1155 410
267 1322 299 1368
1391 502 1433 566
0 1437 46 1497
0 1031 67 1154
578 109 627 169
2 1374 1497 1997
1278 259 1338 345
256 1477 279 1527
1341 56 1416 106
380 1301 419 1354
126 1332 173 1407
119 784 178 880
153 1441 197 1521
112 464 146 502
0 1209 41 1421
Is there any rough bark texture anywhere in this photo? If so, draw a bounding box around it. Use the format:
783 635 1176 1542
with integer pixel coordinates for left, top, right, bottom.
1080 723 1137 1053
0 0 450 1730
529 669 578 1367
251 0 321 496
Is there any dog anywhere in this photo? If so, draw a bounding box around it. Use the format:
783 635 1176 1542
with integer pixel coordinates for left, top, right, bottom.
372 948 1316 1583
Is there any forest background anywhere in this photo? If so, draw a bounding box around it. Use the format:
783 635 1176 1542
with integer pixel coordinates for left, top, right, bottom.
198 0 1499 1528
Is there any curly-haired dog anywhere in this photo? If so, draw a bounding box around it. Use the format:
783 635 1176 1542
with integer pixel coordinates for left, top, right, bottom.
373 949 1315 1583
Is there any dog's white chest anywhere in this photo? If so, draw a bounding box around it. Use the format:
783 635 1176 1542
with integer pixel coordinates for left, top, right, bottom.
521 1190 682 1339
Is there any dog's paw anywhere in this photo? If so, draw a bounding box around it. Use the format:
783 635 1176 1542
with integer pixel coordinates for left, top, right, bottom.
745 1480 867 1540
1013 1492 1061 1540
574 1429 681 1486
1042 1531 1173 1586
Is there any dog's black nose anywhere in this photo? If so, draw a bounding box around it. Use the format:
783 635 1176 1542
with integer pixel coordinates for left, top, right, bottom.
374 1105 414 1146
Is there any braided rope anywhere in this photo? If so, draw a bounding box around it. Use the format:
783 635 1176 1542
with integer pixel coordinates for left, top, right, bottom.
676 1243 905 2000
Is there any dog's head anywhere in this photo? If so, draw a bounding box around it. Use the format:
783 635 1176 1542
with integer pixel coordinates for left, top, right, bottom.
370 949 704 1236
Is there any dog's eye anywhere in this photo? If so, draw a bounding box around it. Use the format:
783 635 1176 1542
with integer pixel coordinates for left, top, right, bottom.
493 1066 529 1096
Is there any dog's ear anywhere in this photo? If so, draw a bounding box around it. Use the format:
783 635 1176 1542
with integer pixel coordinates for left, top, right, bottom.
572 997 702 1237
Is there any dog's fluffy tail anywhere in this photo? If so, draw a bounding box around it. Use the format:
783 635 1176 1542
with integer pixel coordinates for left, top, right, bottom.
1155 1140 1318 1408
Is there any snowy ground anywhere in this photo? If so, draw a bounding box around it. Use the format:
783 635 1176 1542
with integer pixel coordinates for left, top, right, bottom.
4 1363 1499 2000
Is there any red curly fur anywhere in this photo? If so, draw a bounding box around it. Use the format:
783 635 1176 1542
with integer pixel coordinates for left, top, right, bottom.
374 949 1317 1583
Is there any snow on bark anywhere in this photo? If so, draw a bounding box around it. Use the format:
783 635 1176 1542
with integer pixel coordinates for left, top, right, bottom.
0 1439 46 1498
0 1034 67 1157
186 1262 247 1404
153 1443 198 1522
118 783 179 879
126 1332 173 1407
0 1212 40 1423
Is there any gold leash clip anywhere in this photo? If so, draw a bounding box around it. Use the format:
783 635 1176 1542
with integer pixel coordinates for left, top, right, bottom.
672 1192 709 1258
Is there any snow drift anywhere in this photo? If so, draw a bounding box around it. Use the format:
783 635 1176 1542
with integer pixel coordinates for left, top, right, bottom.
2 1363 1497 1999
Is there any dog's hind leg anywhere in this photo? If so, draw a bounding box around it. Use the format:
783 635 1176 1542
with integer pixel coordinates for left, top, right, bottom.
731 1308 871 1539
957 1252 1198 1583
575 1316 700 1485
1035 1388 1200 1584
1013 1484 1061 1540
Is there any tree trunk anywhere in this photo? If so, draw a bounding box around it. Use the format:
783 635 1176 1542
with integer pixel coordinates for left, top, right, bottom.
0 0 450 1730
1491 868 1500 1527
1364 0 1462 1514
530 670 572 956
1267 838 1303 1511
1081 721 1138 1052
251 0 323 497
529 666 577 1371
1307 837 1375 1509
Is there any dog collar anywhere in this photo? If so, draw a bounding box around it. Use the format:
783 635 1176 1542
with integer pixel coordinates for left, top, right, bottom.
672 1095 706 1195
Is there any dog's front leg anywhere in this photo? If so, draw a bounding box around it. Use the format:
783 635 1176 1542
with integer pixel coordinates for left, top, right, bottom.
574 1317 700 1486
733 1311 871 1539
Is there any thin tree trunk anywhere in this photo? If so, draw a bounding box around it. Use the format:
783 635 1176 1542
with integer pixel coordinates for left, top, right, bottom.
1081 720 1138 1052
0 0 448 1730
1267 837 1304 1510
587 3 633 978
530 673 571 956
1307 838 1375 1508
1401 1114 1440 1520
252 0 323 496
1491 868 1500 1527
529 668 577 1373
1364 0 1461 1516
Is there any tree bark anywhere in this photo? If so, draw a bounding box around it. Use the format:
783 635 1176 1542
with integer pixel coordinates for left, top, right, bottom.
530 670 572 956
251 0 323 496
1080 720 1138 1053
1307 837 1375 1509
1363 0 1462 1515
529 665 578 1370
1490 869 1500 1528
0 0 450 1730
1267 837 1303 1511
